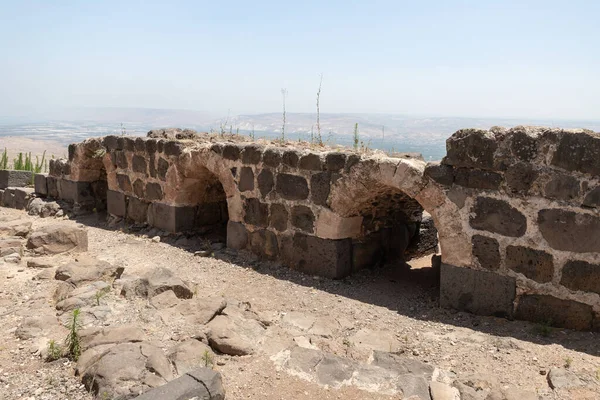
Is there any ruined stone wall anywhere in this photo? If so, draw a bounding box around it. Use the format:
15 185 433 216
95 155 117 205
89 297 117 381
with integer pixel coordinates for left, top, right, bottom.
425 126 600 330
36 126 600 331
44 134 432 279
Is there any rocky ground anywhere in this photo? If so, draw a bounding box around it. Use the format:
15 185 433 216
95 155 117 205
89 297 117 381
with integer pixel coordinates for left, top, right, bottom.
1 205 599 400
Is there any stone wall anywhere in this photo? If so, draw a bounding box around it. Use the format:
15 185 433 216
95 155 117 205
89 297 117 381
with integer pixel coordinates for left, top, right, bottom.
33 126 600 330
42 133 436 280
425 126 600 330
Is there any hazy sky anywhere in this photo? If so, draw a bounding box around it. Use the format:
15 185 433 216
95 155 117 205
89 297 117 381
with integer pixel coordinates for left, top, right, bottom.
1 0 598 120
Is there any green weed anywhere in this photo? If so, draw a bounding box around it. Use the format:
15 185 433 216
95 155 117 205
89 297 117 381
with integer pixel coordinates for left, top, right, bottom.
46 339 63 361
65 308 82 361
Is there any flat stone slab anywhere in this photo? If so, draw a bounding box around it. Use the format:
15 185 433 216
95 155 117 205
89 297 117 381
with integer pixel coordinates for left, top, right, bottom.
133 367 225 400
0 170 33 189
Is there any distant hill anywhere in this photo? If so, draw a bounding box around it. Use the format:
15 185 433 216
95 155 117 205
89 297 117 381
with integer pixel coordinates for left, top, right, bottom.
1 107 598 161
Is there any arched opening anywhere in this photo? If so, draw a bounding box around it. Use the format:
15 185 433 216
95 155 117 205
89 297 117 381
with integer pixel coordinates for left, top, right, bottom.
172 166 229 243
351 187 439 274
328 158 447 291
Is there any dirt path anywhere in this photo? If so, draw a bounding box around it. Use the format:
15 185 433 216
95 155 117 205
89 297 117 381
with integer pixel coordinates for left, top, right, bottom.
1 207 599 399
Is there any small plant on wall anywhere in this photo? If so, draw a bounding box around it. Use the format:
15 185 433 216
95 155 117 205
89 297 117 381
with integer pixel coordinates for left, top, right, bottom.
0 148 7 169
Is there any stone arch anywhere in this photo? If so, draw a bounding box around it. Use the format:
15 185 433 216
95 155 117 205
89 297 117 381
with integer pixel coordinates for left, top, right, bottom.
327 156 472 269
163 147 235 234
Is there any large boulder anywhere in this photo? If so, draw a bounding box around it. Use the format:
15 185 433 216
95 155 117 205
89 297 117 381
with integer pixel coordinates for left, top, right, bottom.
80 342 173 399
0 237 23 257
168 339 215 375
26 197 63 217
27 223 88 254
55 256 124 287
55 281 111 312
0 217 32 237
133 368 225 400
120 267 193 299
79 325 146 352
15 314 67 340
205 314 266 356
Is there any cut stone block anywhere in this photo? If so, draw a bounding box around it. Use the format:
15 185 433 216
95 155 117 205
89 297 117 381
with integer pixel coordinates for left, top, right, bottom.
0 170 33 189
440 263 516 318
34 173 48 196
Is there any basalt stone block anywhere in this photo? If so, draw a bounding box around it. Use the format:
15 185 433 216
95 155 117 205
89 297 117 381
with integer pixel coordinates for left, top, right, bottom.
561 260 600 295
116 137 126 152
157 158 169 181
444 129 497 170
148 203 196 232
344 154 360 173
230 167 237 177
257 169 274 197
263 148 282 167
543 173 580 201
146 182 163 201
276 173 309 200
134 137 146 152
126 196 149 223
157 140 165 153
68 144 76 161
114 150 128 169
583 187 600 208
2 188 15 208
310 172 331 207
46 176 59 198
222 144 241 161
285 233 352 279
241 145 263 164
291 205 315 233
538 209 600 253
269 203 288 231
134 367 225 400
58 179 94 204
210 143 223 155
0 170 33 189
471 235 500 271
505 162 537 193
116 174 132 193
243 198 268 227
133 179 145 198
325 153 346 172
103 135 120 150
509 129 538 163
282 150 300 167
122 137 134 151
454 168 502 190
149 156 156 178
299 154 322 171
34 173 48 196
506 245 554 283
470 197 526 237
424 163 454 186
107 190 127 217
14 187 34 210
164 141 183 156
551 131 600 176
146 139 157 154
238 167 255 192
440 264 516 318
132 155 147 175
515 294 593 330
249 229 279 259
227 221 248 249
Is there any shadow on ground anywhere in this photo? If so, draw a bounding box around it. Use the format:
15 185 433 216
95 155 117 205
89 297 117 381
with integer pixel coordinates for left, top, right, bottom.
74 212 600 358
